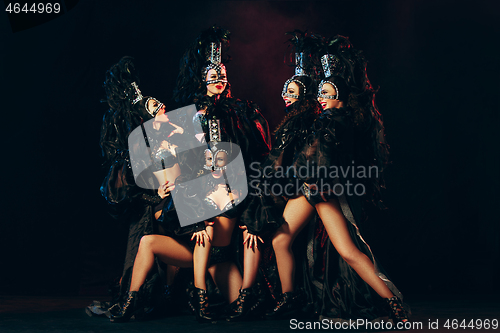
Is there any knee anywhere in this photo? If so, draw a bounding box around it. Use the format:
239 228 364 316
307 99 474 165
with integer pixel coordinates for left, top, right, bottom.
272 233 292 253
338 248 363 266
139 235 155 249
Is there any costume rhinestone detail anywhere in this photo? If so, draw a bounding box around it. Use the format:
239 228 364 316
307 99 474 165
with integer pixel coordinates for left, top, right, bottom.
317 80 340 100
131 82 143 104
321 54 345 79
203 42 228 85
144 97 163 117
282 76 307 99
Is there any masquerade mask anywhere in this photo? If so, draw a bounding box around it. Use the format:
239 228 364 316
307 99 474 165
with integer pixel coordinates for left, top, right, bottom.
144 97 164 117
204 145 229 171
317 80 340 100
282 76 306 99
203 42 228 85
204 63 228 85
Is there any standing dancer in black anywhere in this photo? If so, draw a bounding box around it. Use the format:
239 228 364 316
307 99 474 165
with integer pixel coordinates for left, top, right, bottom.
262 33 409 323
172 26 271 322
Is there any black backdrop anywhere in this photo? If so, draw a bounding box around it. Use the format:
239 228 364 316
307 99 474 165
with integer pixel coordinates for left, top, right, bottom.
1 0 499 297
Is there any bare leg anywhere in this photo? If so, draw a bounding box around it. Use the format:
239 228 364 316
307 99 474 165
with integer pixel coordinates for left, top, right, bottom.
208 261 242 303
208 216 240 302
211 216 236 247
316 198 394 299
130 235 192 292
272 196 315 293
193 226 214 290
165 265 179 285
241 229 261 289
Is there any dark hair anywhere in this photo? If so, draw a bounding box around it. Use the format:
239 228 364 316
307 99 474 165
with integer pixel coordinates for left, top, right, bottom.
323 35 389 208
284 30 323 84
173 26 232 106
103 56 138 110
290 75 317 97
274 31 323 135
102 56 156 133
274 94 322 135
100 57 157 163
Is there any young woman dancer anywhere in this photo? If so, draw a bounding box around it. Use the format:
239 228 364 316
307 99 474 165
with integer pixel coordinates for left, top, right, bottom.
171 26 271 322
88 56 193 322
263 34 409 323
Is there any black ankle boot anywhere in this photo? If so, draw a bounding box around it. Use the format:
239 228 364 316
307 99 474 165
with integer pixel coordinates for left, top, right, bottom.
386 296 409 323
192 288 216 322
226 288 262 321
162 284 169 297
163 284 173 303
265 291 301 319
110 291 139 323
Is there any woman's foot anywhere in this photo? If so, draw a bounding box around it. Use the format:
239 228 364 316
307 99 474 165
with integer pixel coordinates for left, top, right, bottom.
109 291 139 323
386 296 410 323
265 291 302 319
192 288 216 322
226 287 263 321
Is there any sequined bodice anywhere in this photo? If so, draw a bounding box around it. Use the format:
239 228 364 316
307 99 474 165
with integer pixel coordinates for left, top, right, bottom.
152 147 178 170
203 196 240 212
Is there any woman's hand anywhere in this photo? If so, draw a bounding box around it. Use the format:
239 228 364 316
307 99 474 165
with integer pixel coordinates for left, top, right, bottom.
191 221 214 247
158 181 175 199
168 122 184 137
239 225 264 250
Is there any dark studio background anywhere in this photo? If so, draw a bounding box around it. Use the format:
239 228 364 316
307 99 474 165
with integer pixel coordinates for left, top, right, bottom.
1 0 499 302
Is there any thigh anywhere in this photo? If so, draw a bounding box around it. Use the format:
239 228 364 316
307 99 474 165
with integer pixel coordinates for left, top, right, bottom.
147 235 193 268
315 198 359 257
278 195 316 240
211 216 236 247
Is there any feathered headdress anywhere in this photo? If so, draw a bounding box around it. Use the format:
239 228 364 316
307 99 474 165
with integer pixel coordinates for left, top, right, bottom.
319 35 390 208
281 30 322 99
173 26 231 106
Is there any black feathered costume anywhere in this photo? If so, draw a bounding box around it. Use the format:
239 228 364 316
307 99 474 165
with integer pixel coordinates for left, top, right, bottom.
170 26 272 235
298 35 405 320
249 33 406 321
87 57 179 318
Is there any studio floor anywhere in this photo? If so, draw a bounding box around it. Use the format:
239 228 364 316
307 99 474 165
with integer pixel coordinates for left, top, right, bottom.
0 295 498 332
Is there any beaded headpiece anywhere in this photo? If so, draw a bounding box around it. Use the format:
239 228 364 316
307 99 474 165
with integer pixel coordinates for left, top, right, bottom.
282 76 307 99
294 52 308 76
203 118 228 170
203 42 228 85
321 54 346 79
282 52 309 99
144 97 164 117
317 54 346 100
130 82 143 104
129 81 163 116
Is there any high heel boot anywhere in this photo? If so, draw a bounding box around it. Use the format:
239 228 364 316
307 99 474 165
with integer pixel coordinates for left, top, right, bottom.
226 288 262 321
110 291 139 323
192 288 215 322
386 296 410 323
265 291 301 319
